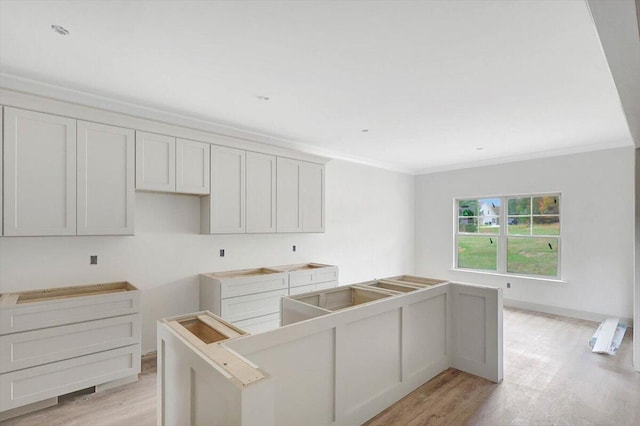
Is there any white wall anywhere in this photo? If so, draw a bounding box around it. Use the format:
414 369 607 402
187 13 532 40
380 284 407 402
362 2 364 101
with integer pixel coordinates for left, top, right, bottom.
0 159 415 353
634 148 639 370
416 147 635 321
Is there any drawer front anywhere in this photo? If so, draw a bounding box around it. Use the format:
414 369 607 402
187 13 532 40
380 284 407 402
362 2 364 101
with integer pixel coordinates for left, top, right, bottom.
220 274 287 299
289 283 316 296
314 267 338 284
315 280 338 292
0 344 141 411
288 271 315 288
0 291 140 335
0 314 140 373
232 313 281 334
221 290 287 322
288 267 338 288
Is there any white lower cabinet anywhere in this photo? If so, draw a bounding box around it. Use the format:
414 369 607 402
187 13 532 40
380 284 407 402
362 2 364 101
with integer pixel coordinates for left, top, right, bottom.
0 282 141 419
200 264 338 334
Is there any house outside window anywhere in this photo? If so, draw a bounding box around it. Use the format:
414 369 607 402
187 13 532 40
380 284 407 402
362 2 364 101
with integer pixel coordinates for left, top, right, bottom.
455 194 560 279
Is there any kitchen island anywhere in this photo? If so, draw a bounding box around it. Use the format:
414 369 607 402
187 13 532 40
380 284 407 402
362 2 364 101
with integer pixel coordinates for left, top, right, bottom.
158 275 502 426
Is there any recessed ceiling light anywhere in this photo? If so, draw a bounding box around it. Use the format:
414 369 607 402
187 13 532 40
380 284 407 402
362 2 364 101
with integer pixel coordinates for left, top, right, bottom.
51 25 69 35
361 129 369 133
257 95 270 101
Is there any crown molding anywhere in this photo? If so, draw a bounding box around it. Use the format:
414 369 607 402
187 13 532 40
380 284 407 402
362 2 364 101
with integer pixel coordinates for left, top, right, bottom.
0 73 415 174
416 140 633 176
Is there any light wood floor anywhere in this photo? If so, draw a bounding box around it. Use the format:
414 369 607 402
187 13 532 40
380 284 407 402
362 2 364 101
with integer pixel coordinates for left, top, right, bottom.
4 307 639 426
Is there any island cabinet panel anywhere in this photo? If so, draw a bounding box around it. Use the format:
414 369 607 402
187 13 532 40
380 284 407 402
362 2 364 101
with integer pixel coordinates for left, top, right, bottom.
3 107 77 236
202 145 246 234
0 282 141 419
135 131 176 192
77 121 135 235
176 138 210 195
246 151 277 233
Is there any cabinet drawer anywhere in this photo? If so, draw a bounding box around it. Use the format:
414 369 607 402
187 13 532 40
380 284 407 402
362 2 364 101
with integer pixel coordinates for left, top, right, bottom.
288 267 338 288
221 290 287 323
288 281 338 297
289 284 315 296
232 313 281 334
220 274 287 299
315 280 338 291
0 288 140 335
0 314 140 373
314 268 338 285
0 344 140 411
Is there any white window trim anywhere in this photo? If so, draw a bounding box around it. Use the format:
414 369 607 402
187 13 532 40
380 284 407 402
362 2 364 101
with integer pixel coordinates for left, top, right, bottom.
454 193 561 280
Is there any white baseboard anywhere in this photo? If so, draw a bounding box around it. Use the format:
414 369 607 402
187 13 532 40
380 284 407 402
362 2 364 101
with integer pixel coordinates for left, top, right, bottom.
504 298 633 327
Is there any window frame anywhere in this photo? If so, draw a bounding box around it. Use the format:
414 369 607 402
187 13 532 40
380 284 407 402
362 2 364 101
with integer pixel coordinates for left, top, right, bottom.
454 193 561 279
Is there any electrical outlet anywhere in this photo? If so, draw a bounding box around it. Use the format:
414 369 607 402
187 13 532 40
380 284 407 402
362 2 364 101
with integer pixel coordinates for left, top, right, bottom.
220 249 225 257
506 282 511 289
90 255 98 265
292 245 296 252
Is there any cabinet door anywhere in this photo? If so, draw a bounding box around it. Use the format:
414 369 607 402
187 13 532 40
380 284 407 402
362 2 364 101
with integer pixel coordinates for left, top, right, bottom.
209 145 245 233
176 139 210 195
276 157 302 232
3 107 77 236
77 121 135 235
135 131 175 192
246 152 276 233
300 162 325 232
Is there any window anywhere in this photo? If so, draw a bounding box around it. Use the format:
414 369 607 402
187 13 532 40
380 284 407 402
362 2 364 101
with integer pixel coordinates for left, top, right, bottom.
455 194 560 278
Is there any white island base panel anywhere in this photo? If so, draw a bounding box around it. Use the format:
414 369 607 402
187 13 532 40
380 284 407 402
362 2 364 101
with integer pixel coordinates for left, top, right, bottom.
157 279 502 426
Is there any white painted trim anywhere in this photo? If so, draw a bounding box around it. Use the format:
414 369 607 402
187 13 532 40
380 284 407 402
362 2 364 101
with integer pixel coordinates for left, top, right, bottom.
450 269 567 284
0 73 414 174
504 298 633 326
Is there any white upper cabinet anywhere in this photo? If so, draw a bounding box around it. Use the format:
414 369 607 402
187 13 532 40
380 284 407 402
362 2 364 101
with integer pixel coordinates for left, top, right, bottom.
300 162 325 232
176 139 210 195
246 152 276 233
202 145 246 234
3 107 77 236
135 131 176 192
77 121 135 235
276 158 302 233
277 158 325 233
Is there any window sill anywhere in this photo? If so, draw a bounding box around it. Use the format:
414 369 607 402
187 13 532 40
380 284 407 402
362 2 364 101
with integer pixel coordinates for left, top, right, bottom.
449 268 567 284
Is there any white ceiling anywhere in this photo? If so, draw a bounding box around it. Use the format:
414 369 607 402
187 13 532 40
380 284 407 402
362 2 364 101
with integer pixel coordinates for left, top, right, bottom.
0 0 633 174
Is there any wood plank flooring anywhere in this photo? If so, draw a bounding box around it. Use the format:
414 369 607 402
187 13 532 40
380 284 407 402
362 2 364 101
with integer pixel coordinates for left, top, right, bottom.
4 307 639 426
